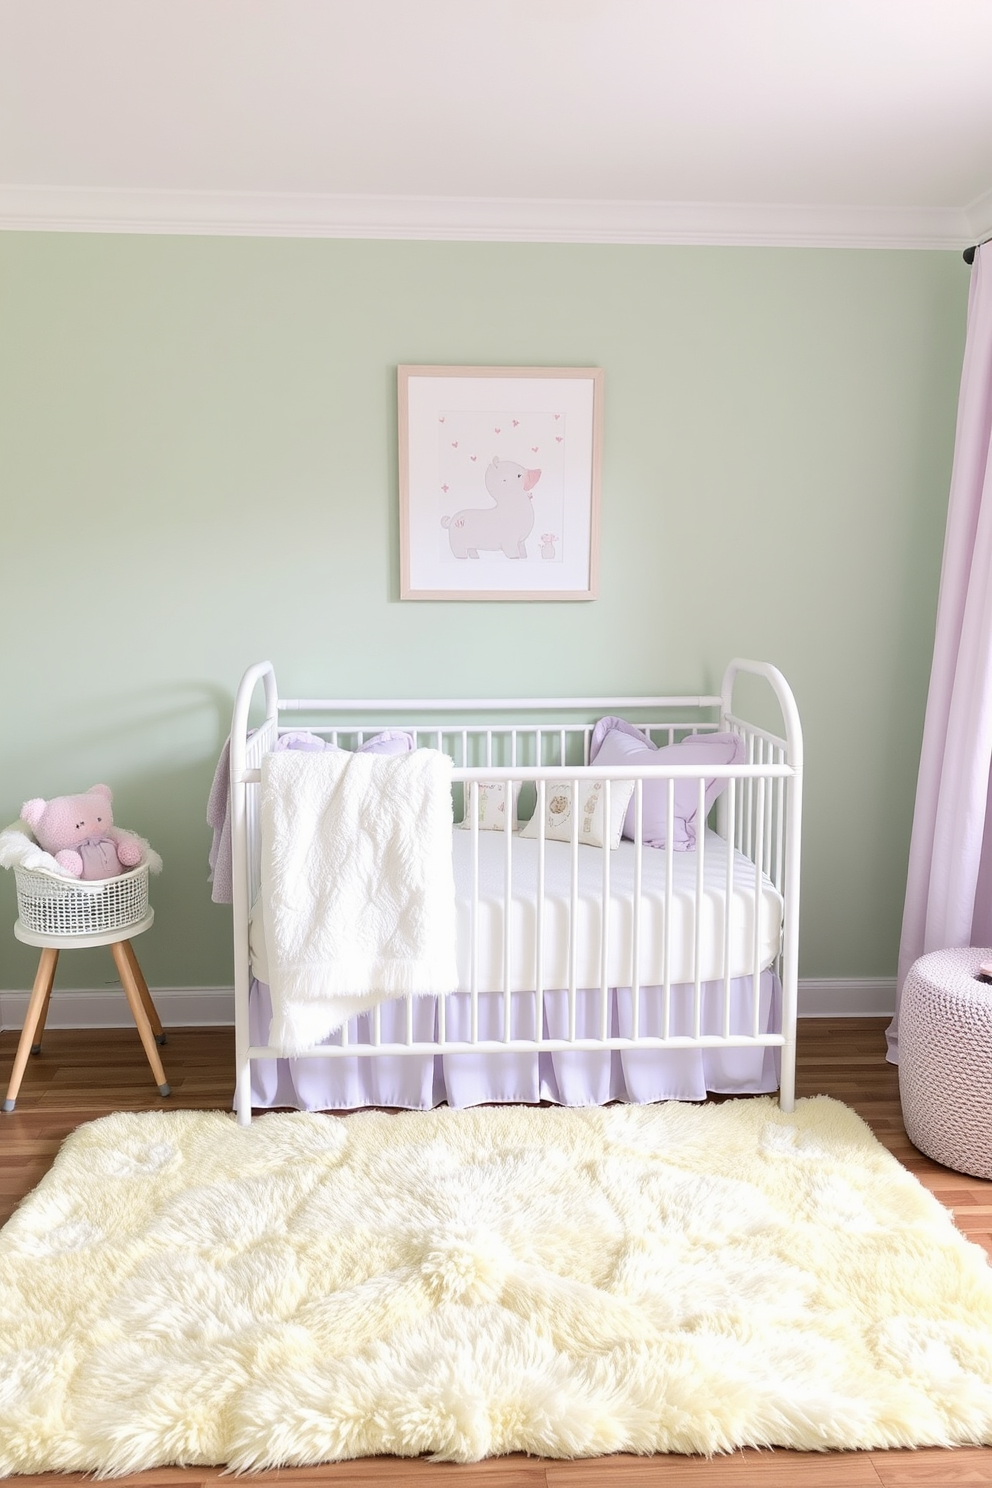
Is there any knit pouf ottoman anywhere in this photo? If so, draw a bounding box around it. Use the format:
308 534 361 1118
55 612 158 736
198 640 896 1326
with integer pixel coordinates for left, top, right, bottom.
899 946 992 1180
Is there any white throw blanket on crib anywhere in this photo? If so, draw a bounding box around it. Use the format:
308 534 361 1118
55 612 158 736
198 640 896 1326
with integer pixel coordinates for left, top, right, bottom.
259 748 458 1054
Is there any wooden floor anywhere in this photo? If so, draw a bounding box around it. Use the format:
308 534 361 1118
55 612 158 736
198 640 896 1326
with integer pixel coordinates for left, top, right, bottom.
1 1017 991 1486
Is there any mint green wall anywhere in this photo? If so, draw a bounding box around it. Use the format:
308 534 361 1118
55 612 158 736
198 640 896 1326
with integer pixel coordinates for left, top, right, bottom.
0 234 967 994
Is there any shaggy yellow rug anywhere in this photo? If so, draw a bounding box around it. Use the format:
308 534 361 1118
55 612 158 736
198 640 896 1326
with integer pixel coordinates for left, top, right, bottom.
2 1097 992 1474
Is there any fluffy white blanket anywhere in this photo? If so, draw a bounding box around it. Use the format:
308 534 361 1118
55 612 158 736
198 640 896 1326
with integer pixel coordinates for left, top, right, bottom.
260 748 458 1054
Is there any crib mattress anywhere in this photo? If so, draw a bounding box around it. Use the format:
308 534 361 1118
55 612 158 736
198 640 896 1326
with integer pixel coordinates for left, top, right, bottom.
250 827 783 993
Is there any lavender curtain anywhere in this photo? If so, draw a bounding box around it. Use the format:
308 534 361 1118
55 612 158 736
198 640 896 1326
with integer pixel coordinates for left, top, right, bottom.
888 241 992 1060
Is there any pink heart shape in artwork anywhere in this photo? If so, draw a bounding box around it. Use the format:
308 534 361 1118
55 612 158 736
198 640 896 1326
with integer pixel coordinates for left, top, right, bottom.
452 441 458 448
441 483 449 493
556 436 563 443
554 413 561 420
495 427 501 434
470 454 477 460
531 446 538 452
439 416 445 423
512 419 520 426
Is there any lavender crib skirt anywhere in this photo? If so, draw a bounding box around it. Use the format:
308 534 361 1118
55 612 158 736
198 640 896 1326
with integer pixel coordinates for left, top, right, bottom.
246 973 781 1111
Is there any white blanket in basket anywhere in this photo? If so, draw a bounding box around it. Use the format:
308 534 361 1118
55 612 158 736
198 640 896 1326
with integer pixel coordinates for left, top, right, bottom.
259 748 458 1054
0 821 162 878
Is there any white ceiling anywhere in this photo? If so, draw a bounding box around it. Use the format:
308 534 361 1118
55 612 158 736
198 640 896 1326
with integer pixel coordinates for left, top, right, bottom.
2 0 991 247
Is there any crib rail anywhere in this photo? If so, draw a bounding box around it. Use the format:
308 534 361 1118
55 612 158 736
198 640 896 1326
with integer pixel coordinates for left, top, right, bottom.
229 660 801 1125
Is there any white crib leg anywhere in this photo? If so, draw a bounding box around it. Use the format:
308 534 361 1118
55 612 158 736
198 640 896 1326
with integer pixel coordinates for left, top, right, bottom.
778 1034 796 1112
234 1062 252 1126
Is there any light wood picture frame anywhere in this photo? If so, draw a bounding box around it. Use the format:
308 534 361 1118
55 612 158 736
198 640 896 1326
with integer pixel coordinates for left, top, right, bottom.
399 365 603 601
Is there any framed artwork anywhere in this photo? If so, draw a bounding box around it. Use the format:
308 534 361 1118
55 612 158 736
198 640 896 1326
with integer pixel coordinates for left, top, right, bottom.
398 365 603 601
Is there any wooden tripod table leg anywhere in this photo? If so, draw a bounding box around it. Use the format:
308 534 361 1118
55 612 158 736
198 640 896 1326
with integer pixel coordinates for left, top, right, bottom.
3 946 59 1113
31 976 56 1055
119 938 166 1045
110 940 171 1097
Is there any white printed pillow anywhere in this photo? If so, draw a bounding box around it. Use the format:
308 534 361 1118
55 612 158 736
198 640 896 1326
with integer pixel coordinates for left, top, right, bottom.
519 778 635 849
457 780 521 831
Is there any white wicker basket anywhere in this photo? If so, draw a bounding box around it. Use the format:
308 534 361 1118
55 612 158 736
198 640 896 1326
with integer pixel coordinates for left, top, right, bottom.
13 861 150 938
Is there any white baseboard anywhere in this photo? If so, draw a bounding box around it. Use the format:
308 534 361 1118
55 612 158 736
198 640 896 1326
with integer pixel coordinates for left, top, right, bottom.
797 979 896 1018
1 979 894 1032
0 986 235 1032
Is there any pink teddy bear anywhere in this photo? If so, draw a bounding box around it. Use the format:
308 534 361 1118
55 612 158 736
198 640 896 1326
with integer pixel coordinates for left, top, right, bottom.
20 784 144 880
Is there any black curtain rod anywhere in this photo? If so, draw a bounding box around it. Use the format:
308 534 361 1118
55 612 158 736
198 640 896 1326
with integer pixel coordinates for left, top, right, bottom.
964 237 990 265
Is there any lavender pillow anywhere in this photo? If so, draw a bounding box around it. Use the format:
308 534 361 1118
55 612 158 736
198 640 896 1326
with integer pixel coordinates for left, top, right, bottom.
274 730 327 752
352 730 415 756
275 729 414 755
589 718 744 850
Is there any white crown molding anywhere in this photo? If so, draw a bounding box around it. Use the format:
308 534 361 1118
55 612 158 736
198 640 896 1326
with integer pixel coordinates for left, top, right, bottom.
1 978 893 1031
966 183 992 246
0 185 977 250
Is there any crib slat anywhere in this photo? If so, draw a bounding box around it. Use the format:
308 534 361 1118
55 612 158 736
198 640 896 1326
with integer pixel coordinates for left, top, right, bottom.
775 750 785 892
753 776 766 1040
569 776 579 1043
503 789 513 1043
470 786 480 1045
767 732 773 880
600 780 611 1042
722 778 736 1041
631 779 643 1041
663 778 674 1040
535 780 547 1044
744 732 755 860
693 777 705 1041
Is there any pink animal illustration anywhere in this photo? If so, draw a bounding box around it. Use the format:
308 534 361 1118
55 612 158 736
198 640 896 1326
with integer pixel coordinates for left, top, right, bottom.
540 533 557 559
441 457 541 559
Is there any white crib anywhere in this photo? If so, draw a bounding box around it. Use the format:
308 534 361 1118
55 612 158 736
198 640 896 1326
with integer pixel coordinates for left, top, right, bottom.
229 659 802 1126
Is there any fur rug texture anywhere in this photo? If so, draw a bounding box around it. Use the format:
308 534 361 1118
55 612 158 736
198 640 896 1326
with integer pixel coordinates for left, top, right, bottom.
2 1096 992 1475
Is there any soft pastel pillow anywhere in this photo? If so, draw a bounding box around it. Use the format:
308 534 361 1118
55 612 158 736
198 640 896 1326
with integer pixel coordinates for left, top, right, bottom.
275 729 414 755
352 730 415 756
456 779 522 831
274 730 327 752
588 719 745 850
519 777 635 850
